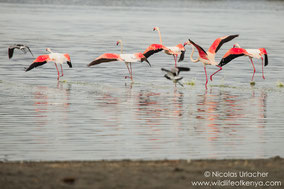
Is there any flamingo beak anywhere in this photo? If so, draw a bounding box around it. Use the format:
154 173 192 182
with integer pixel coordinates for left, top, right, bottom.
67 61 72 68
153 27 156 31
116 41 119 46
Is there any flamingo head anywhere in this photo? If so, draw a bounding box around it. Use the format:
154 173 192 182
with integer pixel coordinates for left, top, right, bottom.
136 53 151 67
259 48 268 66
64 54 72 68
233 43 241 48
116 40 122 46
183 40 191 46
153 27 159 31
259 48 267 55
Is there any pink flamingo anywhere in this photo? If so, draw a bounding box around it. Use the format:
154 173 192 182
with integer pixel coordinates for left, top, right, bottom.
210 45 268 82
184 35 239 89
88 40 169 81
25 48 72 80
233 43 268 80
153 27 185 67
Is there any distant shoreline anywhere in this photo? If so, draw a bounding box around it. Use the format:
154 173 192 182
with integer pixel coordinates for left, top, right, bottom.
1 156 283 189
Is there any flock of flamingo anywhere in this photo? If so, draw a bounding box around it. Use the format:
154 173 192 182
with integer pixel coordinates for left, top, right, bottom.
8 27 268 89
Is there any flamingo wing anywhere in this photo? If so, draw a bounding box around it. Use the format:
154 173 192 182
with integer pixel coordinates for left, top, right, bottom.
218 48 250 67
208 34 239 54
143 44 168 58
88 53 120 67
187 39 208 60
26 55 50 71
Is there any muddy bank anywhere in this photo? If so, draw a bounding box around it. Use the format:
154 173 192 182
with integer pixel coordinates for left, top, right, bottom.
0 157 283 189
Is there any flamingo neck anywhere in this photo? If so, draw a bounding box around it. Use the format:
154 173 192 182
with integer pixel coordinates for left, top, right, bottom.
156 29 163 45
234 43 241 48
190 45 199 63
46 48 53 53
119 41 123 54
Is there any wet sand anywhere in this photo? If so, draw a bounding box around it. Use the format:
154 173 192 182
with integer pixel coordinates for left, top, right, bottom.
0 157 283 189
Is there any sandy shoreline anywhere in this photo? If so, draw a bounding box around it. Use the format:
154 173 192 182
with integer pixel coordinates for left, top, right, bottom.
1 157 283 189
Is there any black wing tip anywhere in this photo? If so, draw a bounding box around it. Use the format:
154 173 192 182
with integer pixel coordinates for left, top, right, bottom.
25 66 32 72
88 61 98 67
188 38 194 44
25 61 47 72
143 49 163 59
218 60 226 67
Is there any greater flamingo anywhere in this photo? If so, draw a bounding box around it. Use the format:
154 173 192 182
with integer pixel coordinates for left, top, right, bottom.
153 27 185 67
143 43 171 59
25 48 72 80
233 43 268 80
210 45 268 82
8 44 33 59
183 35 239 89
88 40 151 81
161 67 190 87
88 40 170 81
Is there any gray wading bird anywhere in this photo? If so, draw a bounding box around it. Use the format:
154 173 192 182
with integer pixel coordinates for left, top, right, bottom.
161 67 190 87
8 44 34 59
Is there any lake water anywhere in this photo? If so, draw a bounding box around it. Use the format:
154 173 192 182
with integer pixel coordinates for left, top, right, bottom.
0 0 284 161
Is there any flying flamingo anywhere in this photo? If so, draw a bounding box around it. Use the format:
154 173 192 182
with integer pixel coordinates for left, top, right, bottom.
25 48 72 80
8 44 33 59
210 45 268 82
183 34 239 89
153 27 185 67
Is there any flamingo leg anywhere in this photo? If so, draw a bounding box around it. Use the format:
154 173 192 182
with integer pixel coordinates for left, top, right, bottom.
210 65 222 81
54 63 60 80
130 63 133 81
261 57 265 80
60 64 64 77
204 65 208 90
173 55 177 68
175 55 178 67
250 58 256 81
125 63 132 81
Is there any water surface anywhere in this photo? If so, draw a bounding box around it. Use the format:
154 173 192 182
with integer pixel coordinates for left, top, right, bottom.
0 0 284 161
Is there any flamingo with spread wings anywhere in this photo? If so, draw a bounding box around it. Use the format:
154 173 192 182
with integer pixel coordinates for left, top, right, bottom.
25 48 72 80
153 27 186 67
210 45 268 82
184 34 239 89
88 40 170 81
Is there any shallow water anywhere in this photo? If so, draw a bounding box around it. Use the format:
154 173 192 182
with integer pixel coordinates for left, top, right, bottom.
0 0 284 161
